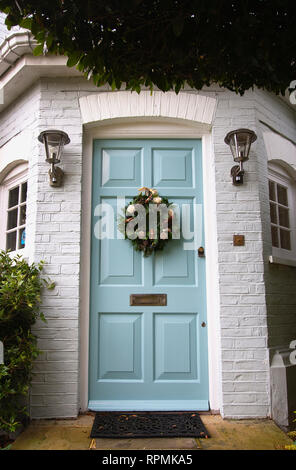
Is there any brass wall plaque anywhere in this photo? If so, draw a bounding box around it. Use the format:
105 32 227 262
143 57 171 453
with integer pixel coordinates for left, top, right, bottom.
130 294 167 306
233 234 245 246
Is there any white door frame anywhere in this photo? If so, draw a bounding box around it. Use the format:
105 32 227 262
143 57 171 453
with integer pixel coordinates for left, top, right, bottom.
79 97 222 414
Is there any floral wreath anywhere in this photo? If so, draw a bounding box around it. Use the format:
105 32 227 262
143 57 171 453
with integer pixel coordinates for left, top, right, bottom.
122 187 174 257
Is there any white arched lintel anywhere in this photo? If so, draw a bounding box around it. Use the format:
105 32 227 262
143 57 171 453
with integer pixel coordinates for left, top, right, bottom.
0 130 31 179
263 130 296 173
268 159 296 182
0 159 28 185
79 91 217 128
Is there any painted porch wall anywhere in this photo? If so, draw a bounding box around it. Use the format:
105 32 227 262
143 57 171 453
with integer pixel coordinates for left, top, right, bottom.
255 91 296 352
255 91 296 429
0 74 295 420
0 82 40 266
210 90 270 418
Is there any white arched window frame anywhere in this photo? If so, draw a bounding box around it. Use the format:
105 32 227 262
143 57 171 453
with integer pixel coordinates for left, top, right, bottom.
268 162 296 263
0 162 28 253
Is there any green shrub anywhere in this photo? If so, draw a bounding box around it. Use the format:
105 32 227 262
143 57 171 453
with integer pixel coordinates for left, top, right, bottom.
286 412 296 450
0 251 54 434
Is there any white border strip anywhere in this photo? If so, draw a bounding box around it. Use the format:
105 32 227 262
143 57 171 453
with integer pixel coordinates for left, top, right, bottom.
79 117 221 414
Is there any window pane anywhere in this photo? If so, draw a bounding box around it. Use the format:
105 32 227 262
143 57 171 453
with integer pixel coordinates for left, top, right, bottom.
8 186 19 208
6 231 17 251
271 226 279 247
277 184 288 206
19 205 27 226
269 203 277 224
21 182 27 203
280 229 291 250
19 228 26 249
278 206 290 228
7 208 18 230
269 180 276 201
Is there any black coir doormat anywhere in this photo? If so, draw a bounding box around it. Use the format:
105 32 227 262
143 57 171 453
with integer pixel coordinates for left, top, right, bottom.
90 412 210 438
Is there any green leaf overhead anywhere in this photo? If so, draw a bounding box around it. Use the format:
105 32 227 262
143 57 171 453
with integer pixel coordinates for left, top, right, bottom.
0 0 295 95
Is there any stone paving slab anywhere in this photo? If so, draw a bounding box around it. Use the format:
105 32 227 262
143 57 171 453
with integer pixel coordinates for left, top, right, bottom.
198 415 292 450
93 437 201 450
11 413 293 451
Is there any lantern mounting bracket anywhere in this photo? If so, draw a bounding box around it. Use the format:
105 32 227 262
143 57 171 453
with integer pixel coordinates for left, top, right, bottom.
48 165 64 187
231 164 244 185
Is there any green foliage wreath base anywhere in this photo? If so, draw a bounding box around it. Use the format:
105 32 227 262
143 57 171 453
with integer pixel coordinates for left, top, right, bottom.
124 188 173 257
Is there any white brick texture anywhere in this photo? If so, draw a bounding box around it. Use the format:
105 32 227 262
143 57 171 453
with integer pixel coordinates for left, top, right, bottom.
0 73 295 420
255 91 296 354
211 92 270 418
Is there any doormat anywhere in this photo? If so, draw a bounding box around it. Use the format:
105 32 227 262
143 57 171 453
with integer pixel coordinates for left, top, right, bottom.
90 412 210 438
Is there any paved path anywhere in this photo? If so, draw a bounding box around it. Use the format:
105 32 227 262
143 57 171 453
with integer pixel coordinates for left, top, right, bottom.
11 413 293 451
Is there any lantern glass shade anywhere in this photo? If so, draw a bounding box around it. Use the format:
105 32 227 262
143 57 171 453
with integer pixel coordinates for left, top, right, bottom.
38 130 70 164
224 129 257 163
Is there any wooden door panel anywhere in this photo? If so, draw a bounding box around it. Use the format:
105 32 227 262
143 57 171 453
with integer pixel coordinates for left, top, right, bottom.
89 139 209 411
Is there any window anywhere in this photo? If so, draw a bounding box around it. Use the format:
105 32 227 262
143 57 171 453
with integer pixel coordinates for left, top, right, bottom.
0 163 28 252
6 181 27 251
269 180 291 250
268 163 296 261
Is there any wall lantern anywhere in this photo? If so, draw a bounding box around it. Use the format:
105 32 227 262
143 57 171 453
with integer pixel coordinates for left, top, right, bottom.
38 129 70 187
224 128 257 185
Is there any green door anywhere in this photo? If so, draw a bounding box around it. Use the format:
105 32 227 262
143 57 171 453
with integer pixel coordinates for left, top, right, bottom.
89 139 209 411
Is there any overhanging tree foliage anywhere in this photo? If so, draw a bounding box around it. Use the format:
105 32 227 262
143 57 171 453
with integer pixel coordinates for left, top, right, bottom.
0 0 295 95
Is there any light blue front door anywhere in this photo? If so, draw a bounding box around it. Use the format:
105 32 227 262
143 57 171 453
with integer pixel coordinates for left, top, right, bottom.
89 139 209 411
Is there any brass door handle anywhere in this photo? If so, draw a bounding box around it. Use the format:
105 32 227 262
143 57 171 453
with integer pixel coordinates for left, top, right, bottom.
198 247 205 257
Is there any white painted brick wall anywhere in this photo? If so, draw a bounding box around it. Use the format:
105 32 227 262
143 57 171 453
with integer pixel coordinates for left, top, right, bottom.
0 82 41 268
27 77 105 418
210 91 271 418
0 70 295 420
27 78 83 418
254 90 296 354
